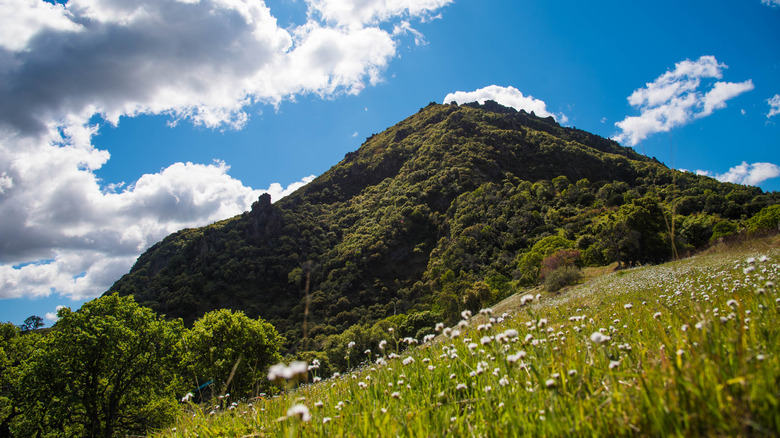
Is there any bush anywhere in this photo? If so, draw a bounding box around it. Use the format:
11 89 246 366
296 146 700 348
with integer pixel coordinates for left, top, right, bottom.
746 205 780 233
540 249 581 281
182 309 283 400
544 265 582 292
711 221 737 241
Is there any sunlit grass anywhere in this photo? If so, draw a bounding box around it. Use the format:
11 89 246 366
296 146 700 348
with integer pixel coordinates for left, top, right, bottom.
157 239 780 437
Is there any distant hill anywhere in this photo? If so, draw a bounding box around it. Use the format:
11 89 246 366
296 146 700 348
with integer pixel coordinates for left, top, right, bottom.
108 101 779 350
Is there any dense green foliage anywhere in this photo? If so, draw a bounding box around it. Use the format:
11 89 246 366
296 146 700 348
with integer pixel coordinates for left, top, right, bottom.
0 295 282 437
182 309 284 400
108 101 779 356
10 295 184 437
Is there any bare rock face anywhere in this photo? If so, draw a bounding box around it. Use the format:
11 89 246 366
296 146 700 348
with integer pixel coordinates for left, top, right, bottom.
248 193 282 244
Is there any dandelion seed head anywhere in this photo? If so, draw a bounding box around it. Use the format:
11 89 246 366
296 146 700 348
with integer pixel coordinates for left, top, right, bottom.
590 331 611 344
286 404 311 422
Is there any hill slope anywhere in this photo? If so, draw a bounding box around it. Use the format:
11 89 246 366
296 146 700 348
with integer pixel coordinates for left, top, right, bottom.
158 236 780 437
108 101 779 350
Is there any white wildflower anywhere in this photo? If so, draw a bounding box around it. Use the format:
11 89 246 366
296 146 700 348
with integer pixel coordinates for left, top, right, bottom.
590 331 611 344
286 404 311 422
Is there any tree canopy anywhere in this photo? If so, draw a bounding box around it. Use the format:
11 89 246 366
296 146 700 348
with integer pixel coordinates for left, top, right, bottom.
12 295 185 438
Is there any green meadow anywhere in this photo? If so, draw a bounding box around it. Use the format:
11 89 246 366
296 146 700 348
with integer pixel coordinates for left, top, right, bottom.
159 237 780 437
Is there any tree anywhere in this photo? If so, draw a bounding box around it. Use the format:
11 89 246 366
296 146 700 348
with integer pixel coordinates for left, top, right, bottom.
514 236 574 285
596 219 640 269
15 294 184 438
0 322 40 437
747 205 780 233
19 315 44 332
181 309 283 400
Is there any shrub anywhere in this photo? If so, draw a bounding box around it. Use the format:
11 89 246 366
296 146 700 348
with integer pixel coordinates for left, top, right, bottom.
182 309 283 400
540 249 581 281
746 205 780 233
543 265 582 292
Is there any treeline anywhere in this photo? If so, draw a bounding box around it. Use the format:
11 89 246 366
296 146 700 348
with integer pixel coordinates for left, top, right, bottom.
0 295 283 437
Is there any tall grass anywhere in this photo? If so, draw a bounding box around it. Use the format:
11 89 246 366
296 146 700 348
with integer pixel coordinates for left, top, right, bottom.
158 239 779 437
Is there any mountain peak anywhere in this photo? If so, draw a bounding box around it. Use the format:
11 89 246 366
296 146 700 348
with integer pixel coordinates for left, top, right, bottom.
109 100 778 352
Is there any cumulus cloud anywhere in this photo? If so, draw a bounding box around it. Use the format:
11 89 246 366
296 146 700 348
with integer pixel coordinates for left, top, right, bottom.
0 131 316 299
0 0 450 300
695 161 780 186
761 0 780 7
44 305 67 322
613 56 754 146
443 85 566 122
767 94 780 118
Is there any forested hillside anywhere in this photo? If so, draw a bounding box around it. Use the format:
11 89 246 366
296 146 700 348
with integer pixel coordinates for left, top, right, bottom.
109 101 780 355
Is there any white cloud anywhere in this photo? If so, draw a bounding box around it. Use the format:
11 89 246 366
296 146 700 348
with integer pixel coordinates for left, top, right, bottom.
44 305 66 322
0 0 448 134
0 0 449 300
0 140 315 299
308 0 452 28
613 56 754 146
695 161 780 186
0 0 82 52
443 85 566 122
768 94 780 118
761 0 780 7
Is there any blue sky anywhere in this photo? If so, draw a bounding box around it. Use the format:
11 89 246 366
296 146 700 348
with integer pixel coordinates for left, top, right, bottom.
1 0 779 326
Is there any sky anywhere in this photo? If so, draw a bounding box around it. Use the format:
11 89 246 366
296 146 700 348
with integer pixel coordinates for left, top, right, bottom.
1 0 779 326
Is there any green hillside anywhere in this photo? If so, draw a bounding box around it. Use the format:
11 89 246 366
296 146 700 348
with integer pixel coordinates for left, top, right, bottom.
158 236 780 437
108 101 780 355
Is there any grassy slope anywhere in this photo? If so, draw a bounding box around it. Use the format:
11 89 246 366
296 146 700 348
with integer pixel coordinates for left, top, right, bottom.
158 236 780 437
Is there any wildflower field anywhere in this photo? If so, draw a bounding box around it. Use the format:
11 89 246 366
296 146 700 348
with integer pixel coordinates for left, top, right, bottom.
160 238 780 437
